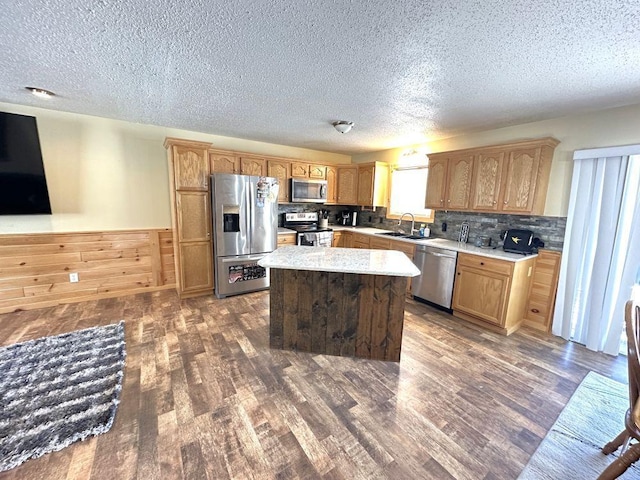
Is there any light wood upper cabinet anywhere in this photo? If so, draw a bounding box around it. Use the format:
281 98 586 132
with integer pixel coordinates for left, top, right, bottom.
291 162 310 178
425 157 448 209
210 152 239 175
337 166 358 205
426 137 559 215
291 163 327 179
471 151 504 211
267 160 291 203
357 162 389 207
240 156 266 176
500 147 541 213
172 145 210 190
425 155 472 210
309 165 327 179
325 166 338 204
447 155 473 210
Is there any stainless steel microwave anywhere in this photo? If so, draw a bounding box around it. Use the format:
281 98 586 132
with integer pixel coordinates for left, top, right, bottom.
290 178 328 203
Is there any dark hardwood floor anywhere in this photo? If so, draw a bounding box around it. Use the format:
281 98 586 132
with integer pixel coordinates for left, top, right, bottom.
0 290 626 479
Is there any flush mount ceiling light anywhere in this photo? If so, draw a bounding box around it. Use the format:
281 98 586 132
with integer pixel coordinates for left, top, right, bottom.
332 120 354 134
25 87 55 99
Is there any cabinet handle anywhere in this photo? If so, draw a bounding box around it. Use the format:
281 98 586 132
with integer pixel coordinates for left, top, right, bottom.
504 200 508 204
457 272 460 276
480 262 484 265
493 201 496 205
447 199 451 203
531 308 540 313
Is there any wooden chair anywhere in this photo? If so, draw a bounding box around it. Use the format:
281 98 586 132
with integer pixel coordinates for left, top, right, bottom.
599 301 640 479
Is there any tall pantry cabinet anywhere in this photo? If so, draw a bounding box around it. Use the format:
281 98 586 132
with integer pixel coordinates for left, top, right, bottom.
164 138 214 298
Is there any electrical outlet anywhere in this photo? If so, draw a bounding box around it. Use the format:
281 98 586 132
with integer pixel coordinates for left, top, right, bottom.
69 272 79 283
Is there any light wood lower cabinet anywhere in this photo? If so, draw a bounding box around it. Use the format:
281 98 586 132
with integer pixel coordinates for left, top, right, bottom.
332 231 353 248
179 242 213 292
523 249 561 332
452 253 535 335
353 233 370 249
277 233 297 246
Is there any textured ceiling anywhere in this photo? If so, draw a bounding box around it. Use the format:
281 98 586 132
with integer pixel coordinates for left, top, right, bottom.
1 0 640 154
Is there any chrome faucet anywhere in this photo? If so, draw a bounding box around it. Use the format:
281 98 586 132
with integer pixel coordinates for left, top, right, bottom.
398 212 417 235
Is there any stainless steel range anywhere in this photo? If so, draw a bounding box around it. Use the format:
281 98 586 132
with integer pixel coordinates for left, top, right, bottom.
283 212 334 246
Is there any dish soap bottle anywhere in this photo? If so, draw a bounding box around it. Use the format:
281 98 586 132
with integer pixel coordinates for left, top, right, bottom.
419 224 426 237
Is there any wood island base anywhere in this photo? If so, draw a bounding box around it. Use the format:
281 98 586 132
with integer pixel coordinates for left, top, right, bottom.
268 268 408 362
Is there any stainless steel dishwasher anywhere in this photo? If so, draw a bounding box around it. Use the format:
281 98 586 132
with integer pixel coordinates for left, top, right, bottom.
412 245 458 309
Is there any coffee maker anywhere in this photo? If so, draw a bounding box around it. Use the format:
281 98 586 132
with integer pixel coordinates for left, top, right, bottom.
339 210 358 226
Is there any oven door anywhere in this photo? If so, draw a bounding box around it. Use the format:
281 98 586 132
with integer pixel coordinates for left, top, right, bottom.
297 231 334 246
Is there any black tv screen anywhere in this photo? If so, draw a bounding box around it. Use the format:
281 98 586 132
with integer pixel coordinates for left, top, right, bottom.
0 112 52 215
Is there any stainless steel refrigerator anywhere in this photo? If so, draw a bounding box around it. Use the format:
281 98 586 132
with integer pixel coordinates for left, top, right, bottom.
211 173 279 298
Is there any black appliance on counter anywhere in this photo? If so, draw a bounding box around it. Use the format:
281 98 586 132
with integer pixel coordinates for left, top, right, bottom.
501 229 535 254
339 210 357 226
284 212 334 246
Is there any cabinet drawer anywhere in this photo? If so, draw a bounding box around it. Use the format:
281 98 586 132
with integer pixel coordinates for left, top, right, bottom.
277 234 297 246
369 237 391 250
457 253 512 276
390 240 415 258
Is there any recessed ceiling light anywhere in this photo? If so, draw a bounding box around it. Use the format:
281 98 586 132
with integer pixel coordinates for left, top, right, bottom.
25 87 55 99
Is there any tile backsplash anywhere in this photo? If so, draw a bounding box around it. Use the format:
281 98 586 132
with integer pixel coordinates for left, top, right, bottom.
277 204 566 251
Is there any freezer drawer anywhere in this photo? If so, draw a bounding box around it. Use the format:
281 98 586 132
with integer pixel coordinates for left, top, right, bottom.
412 245 458 309
215 254 269 298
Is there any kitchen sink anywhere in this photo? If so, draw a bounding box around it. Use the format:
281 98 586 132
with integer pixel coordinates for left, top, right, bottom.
376 232 425 241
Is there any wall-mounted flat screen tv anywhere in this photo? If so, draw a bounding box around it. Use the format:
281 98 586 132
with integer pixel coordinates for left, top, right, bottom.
0 112 52 215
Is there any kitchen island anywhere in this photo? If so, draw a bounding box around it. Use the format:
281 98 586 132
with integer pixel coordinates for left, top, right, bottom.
258 246 420 362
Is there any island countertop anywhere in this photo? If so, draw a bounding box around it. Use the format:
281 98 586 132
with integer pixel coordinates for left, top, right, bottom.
259 245 420 277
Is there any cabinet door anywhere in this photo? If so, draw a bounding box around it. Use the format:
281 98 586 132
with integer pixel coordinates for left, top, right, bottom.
446 154 474 210
524 250 561 332
267 160 291 203
210 153 239 175
500 147 541 213
174 146 210 190
369 237 391 250
326 166 338 204
291 162 310 178
240 157 266 176
352 233 370 249
176 192 211 242
337 166 358 205
471 151 504 211
452 265 510 326
179 242 213 292
309 165 326 179
425 157 448 209
357 165 375 206
339 231 353 248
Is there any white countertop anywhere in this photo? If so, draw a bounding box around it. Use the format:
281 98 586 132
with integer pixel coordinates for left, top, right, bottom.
330 226 536 262
419 238 537 262
258 245 421 277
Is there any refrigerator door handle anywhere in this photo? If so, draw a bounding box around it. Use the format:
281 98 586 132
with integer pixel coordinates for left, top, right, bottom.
220 255 265 264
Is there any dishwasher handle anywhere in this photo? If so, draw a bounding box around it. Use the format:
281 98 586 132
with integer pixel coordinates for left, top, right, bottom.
425 251 452 258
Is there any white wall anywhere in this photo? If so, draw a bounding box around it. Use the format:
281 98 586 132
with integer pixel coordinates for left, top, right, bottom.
0 103 351 234
353 103 640 216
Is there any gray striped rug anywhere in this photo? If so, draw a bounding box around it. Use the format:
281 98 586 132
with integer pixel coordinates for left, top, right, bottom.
519 371 640 479
0 322 126 472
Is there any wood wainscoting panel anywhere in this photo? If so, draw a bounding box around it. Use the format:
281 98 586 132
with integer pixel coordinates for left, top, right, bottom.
0 229 175 314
